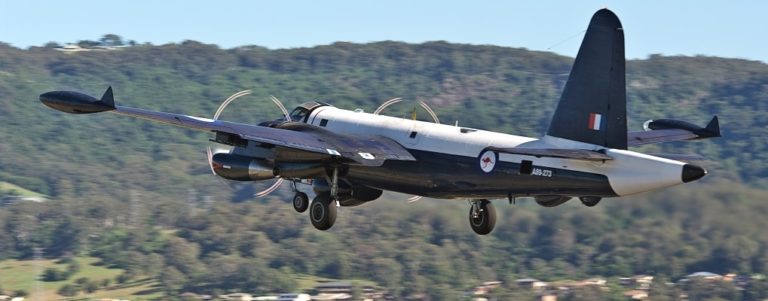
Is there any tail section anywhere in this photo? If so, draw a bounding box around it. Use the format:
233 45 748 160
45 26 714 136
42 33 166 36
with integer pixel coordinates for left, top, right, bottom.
546 9 627 149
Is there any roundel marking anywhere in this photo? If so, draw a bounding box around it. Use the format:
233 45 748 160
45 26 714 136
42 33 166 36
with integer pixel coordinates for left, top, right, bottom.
479 150 498 173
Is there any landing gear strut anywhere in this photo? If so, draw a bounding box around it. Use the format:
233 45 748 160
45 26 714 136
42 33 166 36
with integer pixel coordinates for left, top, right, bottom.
309 192 336 230
469 199 496 235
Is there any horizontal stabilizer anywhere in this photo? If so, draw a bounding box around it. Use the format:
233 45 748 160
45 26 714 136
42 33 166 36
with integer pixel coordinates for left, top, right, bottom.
489 147 613 161
647 153 706 161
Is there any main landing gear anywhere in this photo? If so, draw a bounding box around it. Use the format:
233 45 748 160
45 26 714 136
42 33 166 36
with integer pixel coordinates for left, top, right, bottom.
309 192 336 230
292 189 338 231
469 199 496 235
293 167 341 231
291 189 337 231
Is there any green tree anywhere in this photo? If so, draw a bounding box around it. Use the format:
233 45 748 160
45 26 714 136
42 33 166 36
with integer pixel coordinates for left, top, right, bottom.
42 267 67 281
57 284 78 297
100 34 124 46
160 266 187 294
12 289 27 297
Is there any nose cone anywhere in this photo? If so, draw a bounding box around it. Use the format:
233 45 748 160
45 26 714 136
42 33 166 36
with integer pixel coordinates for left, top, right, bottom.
682 164 707 183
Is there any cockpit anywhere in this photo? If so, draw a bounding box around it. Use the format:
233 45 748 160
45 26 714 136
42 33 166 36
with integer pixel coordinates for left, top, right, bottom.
289 101 329 123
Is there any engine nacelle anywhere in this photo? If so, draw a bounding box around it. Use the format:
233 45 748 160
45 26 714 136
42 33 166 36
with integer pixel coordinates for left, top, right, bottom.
535 195 572 207
274 163 326 179
211 153 275 181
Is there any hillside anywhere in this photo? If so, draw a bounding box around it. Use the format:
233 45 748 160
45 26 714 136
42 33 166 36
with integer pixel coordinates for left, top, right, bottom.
0 40 767 299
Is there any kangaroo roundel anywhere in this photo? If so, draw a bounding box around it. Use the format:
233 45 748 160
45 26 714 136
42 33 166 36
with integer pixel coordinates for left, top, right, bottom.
479 150 497 173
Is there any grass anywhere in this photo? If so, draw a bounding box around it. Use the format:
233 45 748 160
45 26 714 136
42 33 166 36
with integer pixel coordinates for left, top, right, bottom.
0 257 161 300
0 182 44 198
0 257 376 299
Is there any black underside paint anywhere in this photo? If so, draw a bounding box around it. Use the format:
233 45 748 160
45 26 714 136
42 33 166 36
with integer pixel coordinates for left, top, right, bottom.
343 149 618 199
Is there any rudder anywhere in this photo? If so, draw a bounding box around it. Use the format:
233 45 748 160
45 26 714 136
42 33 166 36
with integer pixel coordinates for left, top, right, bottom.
546 9 627 149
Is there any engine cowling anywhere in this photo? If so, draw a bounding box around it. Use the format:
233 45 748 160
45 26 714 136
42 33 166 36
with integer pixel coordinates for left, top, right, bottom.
274 162 326 179
211 153 275 181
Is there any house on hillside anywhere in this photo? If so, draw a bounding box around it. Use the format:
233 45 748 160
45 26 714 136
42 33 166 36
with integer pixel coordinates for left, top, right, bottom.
277 294 310 301
219 293 253 301
622 290 649 300
516 278 548 291
683 272 722 282
470 281 502 296
313 281 384 300
539 294 557 301
621 275 654 290
311 293 351 301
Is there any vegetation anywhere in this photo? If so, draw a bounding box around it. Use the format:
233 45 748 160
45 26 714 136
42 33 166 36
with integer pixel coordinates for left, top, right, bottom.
0 36 767 299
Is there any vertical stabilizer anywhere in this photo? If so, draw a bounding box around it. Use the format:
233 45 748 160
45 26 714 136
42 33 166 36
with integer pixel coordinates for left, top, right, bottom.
546 9 627 149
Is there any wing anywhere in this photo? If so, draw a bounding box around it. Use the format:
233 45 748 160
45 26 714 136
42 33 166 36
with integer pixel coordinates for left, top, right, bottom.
40 87 415 166
628 116 720 147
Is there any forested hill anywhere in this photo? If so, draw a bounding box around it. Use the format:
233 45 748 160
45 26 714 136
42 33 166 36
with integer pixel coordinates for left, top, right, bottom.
1 40 768 299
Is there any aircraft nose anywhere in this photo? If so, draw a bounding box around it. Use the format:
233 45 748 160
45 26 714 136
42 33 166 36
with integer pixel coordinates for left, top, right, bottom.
682 164 707 183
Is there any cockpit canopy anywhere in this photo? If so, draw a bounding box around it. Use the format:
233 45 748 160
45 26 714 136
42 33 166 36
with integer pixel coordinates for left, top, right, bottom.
289 101 329 122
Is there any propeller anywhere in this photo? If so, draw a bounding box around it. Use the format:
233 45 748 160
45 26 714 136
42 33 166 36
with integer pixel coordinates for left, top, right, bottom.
373 98 440 124
206 90 291 198
374 98 440 203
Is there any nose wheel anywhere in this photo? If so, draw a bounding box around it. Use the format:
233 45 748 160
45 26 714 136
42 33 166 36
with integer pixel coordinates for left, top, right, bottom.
469 199 496 235
309 192 336 230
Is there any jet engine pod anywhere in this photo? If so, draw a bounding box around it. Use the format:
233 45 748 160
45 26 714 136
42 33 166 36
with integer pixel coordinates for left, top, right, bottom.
211 153 275 181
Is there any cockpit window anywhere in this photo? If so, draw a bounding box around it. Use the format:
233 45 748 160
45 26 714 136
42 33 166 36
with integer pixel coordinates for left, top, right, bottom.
289 107 309 122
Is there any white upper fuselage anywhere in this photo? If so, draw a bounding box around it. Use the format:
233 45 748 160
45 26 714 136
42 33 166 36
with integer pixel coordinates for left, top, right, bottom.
306 106 689 197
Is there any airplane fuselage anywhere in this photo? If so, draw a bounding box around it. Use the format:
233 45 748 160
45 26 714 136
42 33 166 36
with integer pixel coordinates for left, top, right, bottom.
306 106 690 200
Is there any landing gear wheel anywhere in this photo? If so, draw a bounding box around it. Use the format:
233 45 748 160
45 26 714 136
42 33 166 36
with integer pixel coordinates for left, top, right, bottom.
469 200 496 235
293 192 309 213
579 196 601 207
309 193 337 231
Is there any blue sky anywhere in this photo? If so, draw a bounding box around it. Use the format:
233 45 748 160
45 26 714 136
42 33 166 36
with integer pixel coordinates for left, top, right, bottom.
2 1 766 63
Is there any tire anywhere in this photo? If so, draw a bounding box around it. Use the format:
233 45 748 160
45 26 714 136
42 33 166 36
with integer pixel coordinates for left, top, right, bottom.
293 192 309 213
309 193 337 231
469 200 496 235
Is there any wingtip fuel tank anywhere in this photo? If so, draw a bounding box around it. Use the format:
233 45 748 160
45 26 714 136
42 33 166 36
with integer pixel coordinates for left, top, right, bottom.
40 87 115 114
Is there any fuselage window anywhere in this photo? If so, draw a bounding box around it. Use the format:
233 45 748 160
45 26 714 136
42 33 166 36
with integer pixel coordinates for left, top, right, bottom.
319 119 328 127
409 131 418 139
